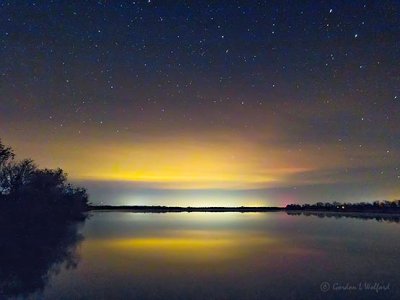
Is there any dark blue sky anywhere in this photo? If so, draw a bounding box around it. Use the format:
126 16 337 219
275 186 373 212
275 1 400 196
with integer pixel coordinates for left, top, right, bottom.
1 1 399 205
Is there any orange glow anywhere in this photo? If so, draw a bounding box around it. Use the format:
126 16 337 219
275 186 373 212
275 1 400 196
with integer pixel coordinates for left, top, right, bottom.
84 230 278 261
6 129 393 194
65 136 311 189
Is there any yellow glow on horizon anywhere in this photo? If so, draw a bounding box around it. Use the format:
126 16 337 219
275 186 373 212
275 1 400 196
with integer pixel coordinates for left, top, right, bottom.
14 132 361 191
70 137 311 189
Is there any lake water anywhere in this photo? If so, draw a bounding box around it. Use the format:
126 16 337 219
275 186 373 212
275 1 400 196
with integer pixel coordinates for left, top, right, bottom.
6 212 400 299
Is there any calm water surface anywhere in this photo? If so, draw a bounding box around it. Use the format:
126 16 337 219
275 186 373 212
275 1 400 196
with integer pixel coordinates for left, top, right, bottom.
8 212 400 299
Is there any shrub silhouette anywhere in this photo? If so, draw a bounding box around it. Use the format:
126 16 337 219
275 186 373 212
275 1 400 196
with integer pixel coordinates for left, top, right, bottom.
0 139 89 219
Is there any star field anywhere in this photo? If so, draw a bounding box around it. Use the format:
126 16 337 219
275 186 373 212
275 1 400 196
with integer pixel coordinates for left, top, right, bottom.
1 1 400 205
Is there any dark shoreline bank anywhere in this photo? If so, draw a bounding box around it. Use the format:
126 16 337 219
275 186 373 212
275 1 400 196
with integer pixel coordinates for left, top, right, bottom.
88 206 283 213
88 205 400 215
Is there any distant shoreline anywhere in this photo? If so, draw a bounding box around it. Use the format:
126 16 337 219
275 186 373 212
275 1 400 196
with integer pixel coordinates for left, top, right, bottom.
88 206 400 215
88 206 283 213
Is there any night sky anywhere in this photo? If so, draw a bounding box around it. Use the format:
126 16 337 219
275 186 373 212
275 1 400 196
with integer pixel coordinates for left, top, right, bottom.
1 1 400 206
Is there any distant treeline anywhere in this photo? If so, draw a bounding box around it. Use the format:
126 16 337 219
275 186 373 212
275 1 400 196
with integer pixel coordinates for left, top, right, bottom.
0 139 89 220
89 205 283 213
90 203 400 214
287 211 400 223
286 200 400 213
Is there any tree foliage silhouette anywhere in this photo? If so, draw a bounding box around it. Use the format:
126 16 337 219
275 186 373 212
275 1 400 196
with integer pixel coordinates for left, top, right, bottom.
0 139 89 218
0 139 89 298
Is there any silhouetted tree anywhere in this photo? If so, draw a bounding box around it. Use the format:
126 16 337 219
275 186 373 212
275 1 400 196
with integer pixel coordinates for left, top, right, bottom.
0 139 14 167
0 140 89 298
1 159 36 200
0 139 89 218
0 139 15 196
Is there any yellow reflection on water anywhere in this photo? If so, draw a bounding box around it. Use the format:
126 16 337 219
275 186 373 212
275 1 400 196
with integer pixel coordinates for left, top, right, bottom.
86 231 276 261
76 213 325 285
